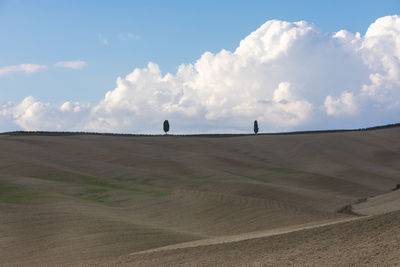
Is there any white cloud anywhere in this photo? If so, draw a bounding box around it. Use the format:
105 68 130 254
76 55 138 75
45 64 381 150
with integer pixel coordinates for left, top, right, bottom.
55 60 87 69
118 33 140 40
324 91 357 115
0 64 49 76
60 101 89 112
361 15 400 101
2 15 400 133
0 97 90 131
85 18 364 132
0 96 53 130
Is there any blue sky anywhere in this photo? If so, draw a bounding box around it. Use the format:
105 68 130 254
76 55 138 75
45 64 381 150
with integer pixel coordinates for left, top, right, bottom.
0 0 400 133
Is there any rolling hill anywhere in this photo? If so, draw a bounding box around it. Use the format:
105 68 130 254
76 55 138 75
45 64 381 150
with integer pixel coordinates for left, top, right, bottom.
1 126 400 266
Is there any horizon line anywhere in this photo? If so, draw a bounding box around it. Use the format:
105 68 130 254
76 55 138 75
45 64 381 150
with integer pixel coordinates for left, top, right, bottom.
2 122 399 137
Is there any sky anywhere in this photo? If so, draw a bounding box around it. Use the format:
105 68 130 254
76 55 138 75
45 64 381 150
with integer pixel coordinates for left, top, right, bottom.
0 0 400 133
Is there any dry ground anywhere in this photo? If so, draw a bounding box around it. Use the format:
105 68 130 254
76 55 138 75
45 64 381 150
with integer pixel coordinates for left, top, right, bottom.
0 127 400 266
108 210 400 266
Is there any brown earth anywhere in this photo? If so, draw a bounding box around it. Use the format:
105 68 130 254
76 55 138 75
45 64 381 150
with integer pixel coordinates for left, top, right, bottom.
107 210 400 266
0 127 400 266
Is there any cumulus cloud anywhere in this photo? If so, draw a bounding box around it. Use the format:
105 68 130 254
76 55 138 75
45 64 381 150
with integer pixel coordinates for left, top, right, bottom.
324 91 357 115
0 64 49 76
2 15 400 133
0 97 90 131
55 60 87 69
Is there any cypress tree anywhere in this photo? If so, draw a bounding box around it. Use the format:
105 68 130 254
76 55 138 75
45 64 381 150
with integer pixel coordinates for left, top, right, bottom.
163 120 170 135
254 120 259 135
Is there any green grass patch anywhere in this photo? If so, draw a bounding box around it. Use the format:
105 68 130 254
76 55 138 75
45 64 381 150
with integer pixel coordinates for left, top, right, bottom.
266 167 299 175
29 170 172 206
33 170 170 195
0 180 51 204
73 182 171 207
74 186 112 205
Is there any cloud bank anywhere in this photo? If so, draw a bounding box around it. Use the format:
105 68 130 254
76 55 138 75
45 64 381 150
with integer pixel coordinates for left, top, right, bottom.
1 15 400 133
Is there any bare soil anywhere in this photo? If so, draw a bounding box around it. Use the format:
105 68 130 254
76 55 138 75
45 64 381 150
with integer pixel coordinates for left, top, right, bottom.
111 210 400 267
0 127 400 266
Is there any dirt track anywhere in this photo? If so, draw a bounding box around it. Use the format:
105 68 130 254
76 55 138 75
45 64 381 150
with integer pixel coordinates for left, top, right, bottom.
113 211 400 267
130 216 362 256
1 127 400 266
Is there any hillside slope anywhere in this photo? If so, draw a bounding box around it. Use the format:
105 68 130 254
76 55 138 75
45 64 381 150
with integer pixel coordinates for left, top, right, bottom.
0 127 400 265
112 210 400 266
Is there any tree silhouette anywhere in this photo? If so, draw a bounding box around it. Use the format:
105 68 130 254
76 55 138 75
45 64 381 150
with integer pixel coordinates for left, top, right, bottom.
254 120 259 135
163 120 170 135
